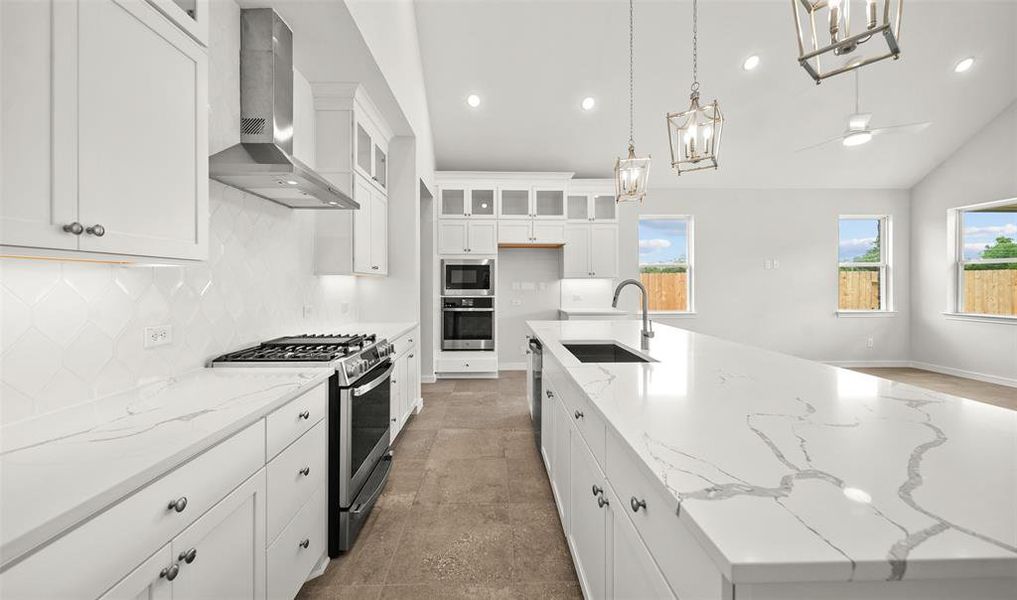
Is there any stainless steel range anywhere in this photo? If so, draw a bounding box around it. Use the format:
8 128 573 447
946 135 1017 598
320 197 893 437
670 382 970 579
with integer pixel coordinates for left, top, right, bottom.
211 333 394 556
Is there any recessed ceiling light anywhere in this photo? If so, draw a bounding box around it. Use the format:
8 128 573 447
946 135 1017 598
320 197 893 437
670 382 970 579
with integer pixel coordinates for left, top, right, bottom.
842 131 873 147
581 97 596 111
742 55 760 71
466 94 481 108
954 57 975 73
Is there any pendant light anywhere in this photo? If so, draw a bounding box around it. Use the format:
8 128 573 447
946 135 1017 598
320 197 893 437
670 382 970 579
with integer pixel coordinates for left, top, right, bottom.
667 0 724 175
792 0 903 83
614 0 651 203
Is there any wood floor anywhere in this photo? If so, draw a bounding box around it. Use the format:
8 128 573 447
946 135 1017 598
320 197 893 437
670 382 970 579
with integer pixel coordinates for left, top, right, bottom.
296 371 581 600
849 367 1017 411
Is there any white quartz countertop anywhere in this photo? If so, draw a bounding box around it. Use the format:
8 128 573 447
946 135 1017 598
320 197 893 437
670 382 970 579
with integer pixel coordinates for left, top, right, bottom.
558 307 630 315
527 319 1017 584
341 321 417 342
0 367 331 570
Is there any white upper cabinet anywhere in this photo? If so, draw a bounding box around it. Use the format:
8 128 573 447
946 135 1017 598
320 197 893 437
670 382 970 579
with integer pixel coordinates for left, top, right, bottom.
564 223 618 279
568 194 617 222
439 186 497 218
440 188 468 218
0 0 209 261
438 220 496 255
470 188 497 217
498 186 566 219
498 187 532 218
146 0 209 46
533 188 566 218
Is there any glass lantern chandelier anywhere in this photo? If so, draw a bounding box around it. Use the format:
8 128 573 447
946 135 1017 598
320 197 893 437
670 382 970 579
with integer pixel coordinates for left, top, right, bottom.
792 0 903 83
667 0 724 175
614 0 651 203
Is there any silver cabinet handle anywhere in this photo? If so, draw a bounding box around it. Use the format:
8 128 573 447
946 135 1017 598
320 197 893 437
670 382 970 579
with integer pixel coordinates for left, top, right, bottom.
85 224 105 237
598 495 610 508
591 484 603 497
167 497 188 513
299 410 310 420
160 564 180 581
408 354 414 358
372 265 379 270
299 538 310 549
574 410 584 419
631 497 647 512
299 467 310 477
408 338 413 344
62 222 83 235
545 389 553 398
178 548 197 564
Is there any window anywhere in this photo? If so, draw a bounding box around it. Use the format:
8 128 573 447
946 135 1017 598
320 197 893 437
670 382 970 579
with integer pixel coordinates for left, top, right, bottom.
956 201 1017 317
638 216 692 313
838 216 890 311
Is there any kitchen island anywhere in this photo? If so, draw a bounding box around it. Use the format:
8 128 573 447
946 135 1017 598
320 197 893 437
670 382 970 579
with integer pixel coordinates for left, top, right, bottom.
527 319 1016 600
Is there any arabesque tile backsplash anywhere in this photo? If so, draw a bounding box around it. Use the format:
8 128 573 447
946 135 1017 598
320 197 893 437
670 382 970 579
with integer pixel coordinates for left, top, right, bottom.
0 181 358 425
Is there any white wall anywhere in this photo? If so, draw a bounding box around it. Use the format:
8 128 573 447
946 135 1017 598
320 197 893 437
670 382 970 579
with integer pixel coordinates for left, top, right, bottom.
909 102 1017 385
497 249 563 368
615 188 912 364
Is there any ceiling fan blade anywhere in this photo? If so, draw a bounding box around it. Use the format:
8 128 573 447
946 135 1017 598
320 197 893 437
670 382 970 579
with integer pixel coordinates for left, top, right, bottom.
871 122 932 136
795 134 845 152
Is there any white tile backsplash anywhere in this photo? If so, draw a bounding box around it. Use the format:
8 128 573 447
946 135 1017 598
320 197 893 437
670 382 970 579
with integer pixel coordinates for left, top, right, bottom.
0 182 358 425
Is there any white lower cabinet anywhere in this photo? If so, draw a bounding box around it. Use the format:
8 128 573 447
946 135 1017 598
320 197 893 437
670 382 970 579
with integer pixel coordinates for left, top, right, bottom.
99 545 173 600
551 388 572 528
390 351 408 440
607 484 676 600
267 486 327 600
389 330 421 441
569 429 608 599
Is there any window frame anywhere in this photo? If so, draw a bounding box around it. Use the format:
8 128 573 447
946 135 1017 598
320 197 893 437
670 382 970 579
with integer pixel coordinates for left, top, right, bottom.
638 214 695 315
952 198 1017 320
837 215 892 313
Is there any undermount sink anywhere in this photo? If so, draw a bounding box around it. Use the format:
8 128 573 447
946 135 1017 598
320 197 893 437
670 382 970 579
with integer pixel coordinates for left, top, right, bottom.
562 342 653 363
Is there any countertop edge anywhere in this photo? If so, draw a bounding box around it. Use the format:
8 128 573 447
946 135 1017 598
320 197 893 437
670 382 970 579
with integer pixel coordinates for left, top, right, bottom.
0 369 332 572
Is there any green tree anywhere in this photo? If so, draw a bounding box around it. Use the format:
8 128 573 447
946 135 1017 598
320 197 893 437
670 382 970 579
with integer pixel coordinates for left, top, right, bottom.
967 236 1017 270
853 233 881 263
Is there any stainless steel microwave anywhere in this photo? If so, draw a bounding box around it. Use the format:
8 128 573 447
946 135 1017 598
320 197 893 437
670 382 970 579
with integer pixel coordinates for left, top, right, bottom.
441 259 494 296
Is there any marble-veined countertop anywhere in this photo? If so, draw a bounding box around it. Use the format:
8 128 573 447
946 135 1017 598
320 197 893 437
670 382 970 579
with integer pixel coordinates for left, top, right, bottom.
0 367 331 570
527 319 1017 584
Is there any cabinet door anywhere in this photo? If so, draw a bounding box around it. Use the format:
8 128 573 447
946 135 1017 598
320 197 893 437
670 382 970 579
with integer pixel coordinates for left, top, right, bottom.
540 387 554 472
76 0 208 260
569 432 607 600
467 221 498 254
438 221 468 255
532 222 566 245
370 191 388 274
470 189 496 218
497 221 531 244
374 145 387 189
533 188 566 219
498 188 531 218
552 395 572 532
589 225 618 279
0 0 78 250
355 122 373 178
170 471 266 600
405 350 419 417
566 195 590 222
99 544 173 600
353 176 373 273
592 195 618 222
563 225 591 278
390 354 407 439
608 485 676 600
440 188 467 218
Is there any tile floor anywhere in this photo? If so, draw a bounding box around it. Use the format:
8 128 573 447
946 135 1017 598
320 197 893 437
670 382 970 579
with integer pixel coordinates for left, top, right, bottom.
296 371 581 600
849 367 1016 411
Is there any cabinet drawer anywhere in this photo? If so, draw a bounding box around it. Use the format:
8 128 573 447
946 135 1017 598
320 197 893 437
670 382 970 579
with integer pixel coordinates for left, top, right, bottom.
436 357 498 373
267 485 327 600
1 421 264 600
267 421 327 544
606 432 729 600
266 382 327 459
391 327 418 359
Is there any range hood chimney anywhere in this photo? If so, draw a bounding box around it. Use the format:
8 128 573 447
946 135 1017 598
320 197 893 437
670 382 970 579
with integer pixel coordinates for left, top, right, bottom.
209 9 357 209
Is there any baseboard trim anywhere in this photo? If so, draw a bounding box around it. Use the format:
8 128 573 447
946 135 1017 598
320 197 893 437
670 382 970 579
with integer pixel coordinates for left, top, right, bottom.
421 374 436 384
499 362 527 371
909 361 1017 389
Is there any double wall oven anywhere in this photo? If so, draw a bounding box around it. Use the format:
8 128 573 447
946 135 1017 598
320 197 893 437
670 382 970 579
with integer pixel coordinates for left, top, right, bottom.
441 259 496 352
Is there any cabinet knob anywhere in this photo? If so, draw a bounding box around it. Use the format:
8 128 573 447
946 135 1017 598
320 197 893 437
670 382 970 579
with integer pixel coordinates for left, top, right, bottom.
299 466 311 477
178 548 198 564
598 495 610 508
464 363 470 367
167 497 188 513
591 484 603 497
574 410 584 420
160 564 180 581
299 538 310 549
630 497 647 512
85 224 106 237
62 222 84 235
408 354 414 358
372 265 379 270
545 389 553 398
299 410 310 420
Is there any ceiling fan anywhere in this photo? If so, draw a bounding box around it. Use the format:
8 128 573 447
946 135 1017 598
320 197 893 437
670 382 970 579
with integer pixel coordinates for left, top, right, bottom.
796 71 931 152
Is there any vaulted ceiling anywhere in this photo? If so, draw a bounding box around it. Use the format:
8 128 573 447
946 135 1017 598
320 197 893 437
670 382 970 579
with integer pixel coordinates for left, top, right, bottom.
414 0 1017 189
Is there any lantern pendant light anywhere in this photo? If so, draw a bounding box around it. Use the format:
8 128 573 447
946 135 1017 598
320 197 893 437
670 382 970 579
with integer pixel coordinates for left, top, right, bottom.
667 0 724 175
792 0 903 83
614 0 651 203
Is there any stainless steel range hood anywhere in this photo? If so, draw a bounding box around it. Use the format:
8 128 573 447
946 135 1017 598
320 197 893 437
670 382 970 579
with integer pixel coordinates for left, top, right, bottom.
209 9 357 210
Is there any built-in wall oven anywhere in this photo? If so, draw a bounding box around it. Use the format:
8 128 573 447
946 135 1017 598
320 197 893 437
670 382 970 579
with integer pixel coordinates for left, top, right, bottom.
441 259 494 296
442 297 495 351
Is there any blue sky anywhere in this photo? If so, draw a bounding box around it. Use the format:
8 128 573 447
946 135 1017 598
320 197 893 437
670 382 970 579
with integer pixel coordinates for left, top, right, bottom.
962 211 1017 259
639 219 688 265
838 218 881 262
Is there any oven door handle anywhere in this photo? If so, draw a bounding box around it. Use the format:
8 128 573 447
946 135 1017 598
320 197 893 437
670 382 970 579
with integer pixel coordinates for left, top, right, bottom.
353 364 395 397
351 452 393 515
442 308 495 312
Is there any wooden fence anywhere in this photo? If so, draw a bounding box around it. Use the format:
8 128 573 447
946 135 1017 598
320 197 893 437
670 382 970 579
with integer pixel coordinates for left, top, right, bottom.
839 270 881 311
964 269 1017 316
640 272 688 312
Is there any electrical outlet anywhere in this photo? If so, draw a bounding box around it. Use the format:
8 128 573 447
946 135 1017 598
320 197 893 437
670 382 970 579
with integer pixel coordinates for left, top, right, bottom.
144 325 172 348
772 259 780 269
866 337 874 349
764 259 773 270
